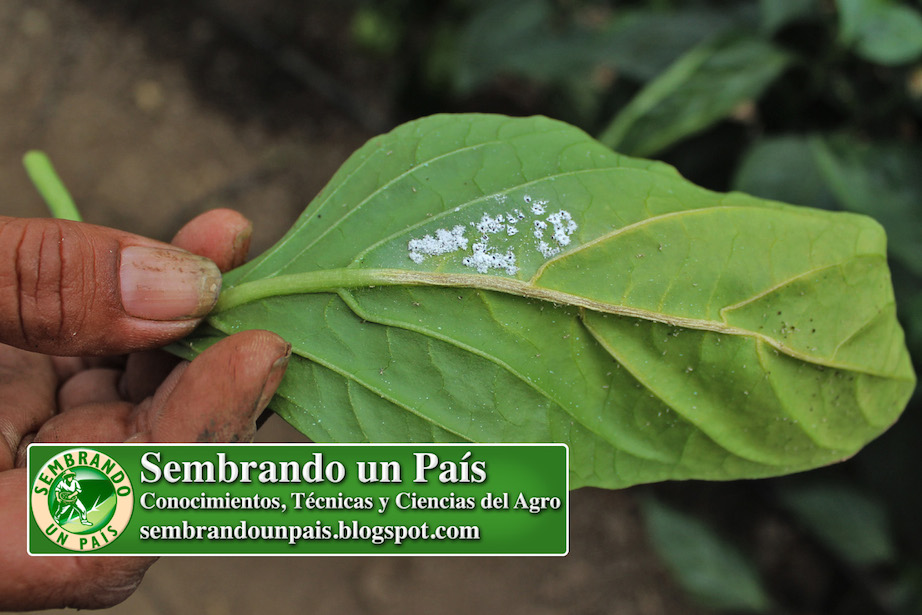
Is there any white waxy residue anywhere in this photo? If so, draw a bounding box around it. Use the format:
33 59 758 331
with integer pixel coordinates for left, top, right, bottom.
407 225 468 263
537 241 560 258
533 219 547 240
475 213 506 236
462 242 518 275
547 210 577 246
406 193 578 276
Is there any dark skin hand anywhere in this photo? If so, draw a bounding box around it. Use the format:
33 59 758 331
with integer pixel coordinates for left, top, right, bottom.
0 209 290 610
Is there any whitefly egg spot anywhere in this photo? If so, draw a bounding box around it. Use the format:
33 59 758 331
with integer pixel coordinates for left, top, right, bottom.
406 198 577 275
407 224 468 263
475 213 506 236
533 219 547 240
462 242 518 275
547 210 577 246
537 241 560 258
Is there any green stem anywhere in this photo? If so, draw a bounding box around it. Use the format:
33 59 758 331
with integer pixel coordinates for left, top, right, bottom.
214 267 537 313
214 269 409 312
22 151 83 222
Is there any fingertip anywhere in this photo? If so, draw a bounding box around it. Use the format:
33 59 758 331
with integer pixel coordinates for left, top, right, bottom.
148 329 290 443
172 209 253 272
70 556 158 609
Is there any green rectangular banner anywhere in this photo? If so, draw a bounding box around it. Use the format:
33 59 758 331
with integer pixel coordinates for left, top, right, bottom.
28 444 567 556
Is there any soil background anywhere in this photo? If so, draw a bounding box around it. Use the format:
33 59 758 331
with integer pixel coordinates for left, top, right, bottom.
0 2 707 613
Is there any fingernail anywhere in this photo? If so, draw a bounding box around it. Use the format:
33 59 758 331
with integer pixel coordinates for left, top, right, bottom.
256 345 291 417
231 224 252 269
120 246 222 321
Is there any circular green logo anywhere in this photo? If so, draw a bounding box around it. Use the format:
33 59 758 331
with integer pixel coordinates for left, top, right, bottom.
31 448 134 552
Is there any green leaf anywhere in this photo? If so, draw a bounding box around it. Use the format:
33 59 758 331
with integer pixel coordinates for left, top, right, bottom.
811 135 922 276
176 114 915 489
642 498 772 612
733 136 838 210
450 2 755 92
598 35 791 157
452 0 587 94
598 7 760 82
836 0 922 65
777 480 896 566
760 0 819 34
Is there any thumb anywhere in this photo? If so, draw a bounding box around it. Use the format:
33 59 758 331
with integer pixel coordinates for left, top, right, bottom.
0 216 221 356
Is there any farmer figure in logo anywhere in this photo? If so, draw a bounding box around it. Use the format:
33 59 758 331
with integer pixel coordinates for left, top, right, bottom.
53 471 92 526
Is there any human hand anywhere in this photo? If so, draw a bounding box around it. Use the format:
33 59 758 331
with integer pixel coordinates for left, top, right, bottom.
0 209 290 610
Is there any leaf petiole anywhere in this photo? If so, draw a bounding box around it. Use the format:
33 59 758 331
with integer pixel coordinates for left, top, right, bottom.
215 269 424 313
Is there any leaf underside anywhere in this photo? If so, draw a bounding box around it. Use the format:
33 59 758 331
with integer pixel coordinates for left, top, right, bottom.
175 114 915 489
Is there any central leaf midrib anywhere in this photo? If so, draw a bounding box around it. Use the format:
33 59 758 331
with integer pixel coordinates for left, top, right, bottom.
214 267 897 378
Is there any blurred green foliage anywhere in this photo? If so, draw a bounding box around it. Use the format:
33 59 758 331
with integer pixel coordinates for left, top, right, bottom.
346 0 921 612
598 34 790 155
643 497 773 613
776 480 896 568
837 0 922 64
